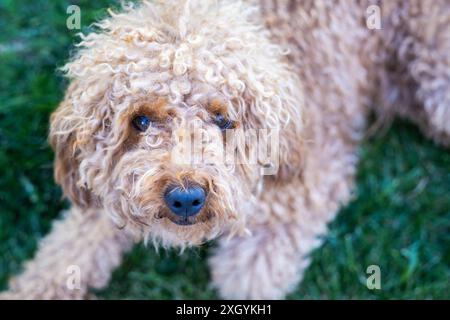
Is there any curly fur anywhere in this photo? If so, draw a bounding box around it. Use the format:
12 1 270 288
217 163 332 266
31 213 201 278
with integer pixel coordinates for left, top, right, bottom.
1 0 449 299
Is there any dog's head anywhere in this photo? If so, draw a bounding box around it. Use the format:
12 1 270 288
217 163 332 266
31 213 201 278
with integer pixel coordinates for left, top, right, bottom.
50 1 304 247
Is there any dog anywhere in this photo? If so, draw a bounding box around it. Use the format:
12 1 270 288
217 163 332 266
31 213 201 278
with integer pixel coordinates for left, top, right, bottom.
2 0 449 299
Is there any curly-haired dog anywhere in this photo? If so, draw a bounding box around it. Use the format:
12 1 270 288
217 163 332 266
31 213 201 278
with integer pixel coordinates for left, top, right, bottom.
2 0 449 299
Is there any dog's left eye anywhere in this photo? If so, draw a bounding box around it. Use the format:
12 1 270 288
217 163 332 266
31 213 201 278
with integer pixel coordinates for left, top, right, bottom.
213 113 235 130
132 115 151 132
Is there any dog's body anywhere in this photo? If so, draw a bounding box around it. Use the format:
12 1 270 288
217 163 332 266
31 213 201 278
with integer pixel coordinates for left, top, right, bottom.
2 0 449 299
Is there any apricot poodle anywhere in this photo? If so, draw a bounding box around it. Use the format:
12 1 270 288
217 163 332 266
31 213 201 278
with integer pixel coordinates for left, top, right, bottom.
2 0 449 299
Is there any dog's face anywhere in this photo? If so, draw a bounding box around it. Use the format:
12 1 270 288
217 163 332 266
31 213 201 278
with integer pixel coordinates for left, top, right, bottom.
50 1 303 247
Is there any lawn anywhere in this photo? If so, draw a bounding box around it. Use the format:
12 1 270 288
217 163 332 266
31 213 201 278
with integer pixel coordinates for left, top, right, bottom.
0 0 449 299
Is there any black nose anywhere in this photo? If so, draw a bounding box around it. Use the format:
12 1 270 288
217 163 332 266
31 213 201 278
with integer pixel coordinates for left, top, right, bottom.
164 185 206 217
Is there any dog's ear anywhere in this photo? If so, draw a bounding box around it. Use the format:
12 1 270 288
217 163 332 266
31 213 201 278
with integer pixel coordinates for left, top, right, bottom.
274 119 305 183
49 82 99 209
241 65 306 183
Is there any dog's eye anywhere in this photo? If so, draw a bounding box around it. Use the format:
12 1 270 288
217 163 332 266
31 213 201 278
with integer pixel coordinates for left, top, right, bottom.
132 115 151 132
213 113 234 130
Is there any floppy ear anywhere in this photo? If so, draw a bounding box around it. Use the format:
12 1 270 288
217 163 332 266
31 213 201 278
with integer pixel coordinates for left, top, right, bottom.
241 65 306 183
274 118 305 183
49 82 100 208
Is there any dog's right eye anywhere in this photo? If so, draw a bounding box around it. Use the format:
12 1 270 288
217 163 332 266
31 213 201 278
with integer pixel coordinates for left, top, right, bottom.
132 115 151 132
213 113 235 131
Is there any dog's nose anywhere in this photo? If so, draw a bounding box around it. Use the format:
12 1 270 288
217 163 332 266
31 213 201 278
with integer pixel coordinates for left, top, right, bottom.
164 185 206 217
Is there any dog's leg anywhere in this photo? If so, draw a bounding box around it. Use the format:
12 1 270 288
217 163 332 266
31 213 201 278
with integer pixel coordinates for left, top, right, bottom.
209 182 350 299
387 1 450 147
209 218 316 299
408 52 450 147
210 138 360 299
1 207 135 299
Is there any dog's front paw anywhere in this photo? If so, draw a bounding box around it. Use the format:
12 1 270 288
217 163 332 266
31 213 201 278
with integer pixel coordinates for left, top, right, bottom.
209 230 308 299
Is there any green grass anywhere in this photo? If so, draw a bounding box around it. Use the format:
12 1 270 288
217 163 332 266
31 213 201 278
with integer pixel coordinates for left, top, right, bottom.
0 0 449 299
